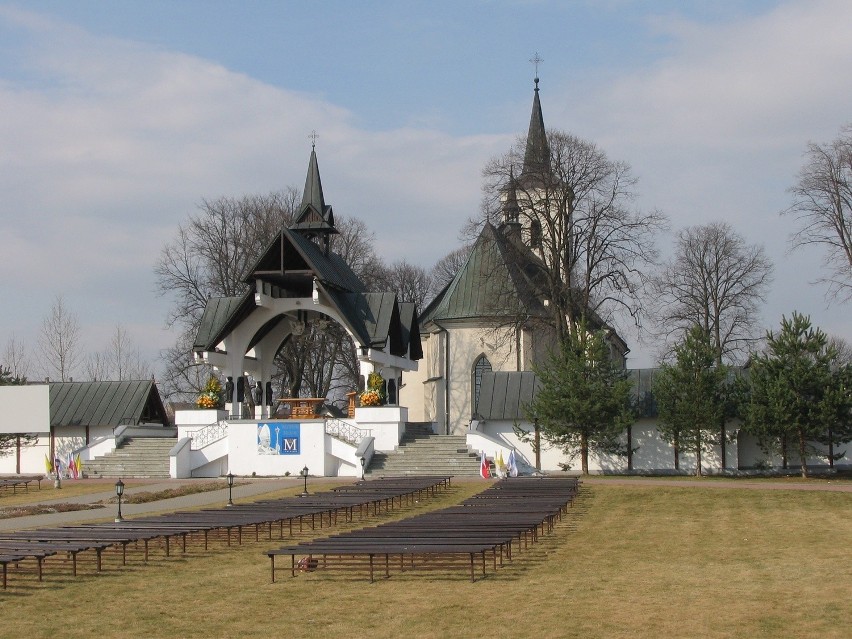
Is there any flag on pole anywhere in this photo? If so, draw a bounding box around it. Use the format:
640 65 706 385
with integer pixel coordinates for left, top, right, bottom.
507 449 518 477
44 454 53 474
75 454 83 478
480 450 490 478
496 450 506 478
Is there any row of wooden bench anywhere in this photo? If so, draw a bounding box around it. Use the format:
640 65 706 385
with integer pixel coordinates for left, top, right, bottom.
266 476 581 583
0 475 45 493
0 476 451 590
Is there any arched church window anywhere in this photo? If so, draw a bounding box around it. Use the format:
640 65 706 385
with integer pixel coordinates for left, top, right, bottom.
530 220 542 249
472 355 492 416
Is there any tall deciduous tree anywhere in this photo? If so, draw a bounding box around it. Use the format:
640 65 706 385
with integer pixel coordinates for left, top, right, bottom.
85 325 150 381
650 222 773 366
2 335 29 380
742 312 850 477
482 129 666 344
784 124 852 303
653 326 729 476
374 259 433 311
529 328 633 474
155 190 299 400
37 295 81 382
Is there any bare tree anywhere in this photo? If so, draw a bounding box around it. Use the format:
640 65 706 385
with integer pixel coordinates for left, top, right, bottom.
374 260 433 311
155 189 301 336
155 190 300 399
85 325 150 381
482 129 666 343
784 124 852 303
2 334 30 380
37 295 82 382
649 222 774 366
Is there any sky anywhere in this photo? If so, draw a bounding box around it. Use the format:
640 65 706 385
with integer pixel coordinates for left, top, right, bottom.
1 0 850 376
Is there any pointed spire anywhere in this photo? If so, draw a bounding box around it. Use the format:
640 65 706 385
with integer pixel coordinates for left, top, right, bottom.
290 142 338 250
522 75 550 177
300 145 326 214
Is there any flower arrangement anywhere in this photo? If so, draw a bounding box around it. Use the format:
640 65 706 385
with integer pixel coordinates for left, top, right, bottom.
360 372 386 407
196 375 223 409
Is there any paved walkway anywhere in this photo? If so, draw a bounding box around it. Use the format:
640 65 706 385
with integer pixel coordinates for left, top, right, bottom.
0 476 350 532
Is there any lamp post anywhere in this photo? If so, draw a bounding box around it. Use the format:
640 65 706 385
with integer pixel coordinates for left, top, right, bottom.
300 465 309 496
360 456 365 480
115 479 125 522
226 472 235 507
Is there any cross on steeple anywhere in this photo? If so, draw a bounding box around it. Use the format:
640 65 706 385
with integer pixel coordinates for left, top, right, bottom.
529 52 543 84
308 130 319 149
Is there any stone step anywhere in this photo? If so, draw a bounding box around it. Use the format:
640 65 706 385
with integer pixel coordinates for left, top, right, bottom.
85 436 176 478
366 432 484 476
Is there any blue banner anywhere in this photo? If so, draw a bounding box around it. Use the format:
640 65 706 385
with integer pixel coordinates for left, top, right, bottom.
257 421 300 455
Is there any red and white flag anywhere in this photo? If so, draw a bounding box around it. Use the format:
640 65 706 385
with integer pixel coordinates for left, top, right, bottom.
480 451 490 478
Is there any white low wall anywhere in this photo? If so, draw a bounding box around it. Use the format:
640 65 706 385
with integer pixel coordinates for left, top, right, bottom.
354 406 407 451
171 406 406 479
472 418 852 474
227 420 327 477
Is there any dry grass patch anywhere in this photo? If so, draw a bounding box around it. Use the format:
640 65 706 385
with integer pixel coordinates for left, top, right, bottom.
0 482 849 639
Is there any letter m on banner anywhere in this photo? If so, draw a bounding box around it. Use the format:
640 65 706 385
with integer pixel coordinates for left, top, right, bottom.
279 423 300 455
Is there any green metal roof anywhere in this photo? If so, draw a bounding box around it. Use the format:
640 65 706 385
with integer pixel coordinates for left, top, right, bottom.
194 295 249 351
49 380 168 428
421 222 548 325
475 371 540 421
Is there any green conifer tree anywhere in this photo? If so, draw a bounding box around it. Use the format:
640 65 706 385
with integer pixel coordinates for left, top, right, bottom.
530 328 632 474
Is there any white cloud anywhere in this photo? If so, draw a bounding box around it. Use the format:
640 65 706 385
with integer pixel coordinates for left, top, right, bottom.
555 0 852 364
0 6 505 370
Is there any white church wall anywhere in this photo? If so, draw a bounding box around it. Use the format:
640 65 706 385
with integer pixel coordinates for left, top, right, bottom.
474 418 791 474
399 360 428 422
736 430 852 471
442 323 520 435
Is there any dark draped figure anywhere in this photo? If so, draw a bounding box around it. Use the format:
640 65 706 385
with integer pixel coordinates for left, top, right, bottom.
236 376 245 402
225 377 234 403
265 381 274 406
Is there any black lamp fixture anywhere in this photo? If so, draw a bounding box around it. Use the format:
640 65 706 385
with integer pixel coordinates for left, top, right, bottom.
300 465 309 496
360 456 365 480
115 478 125 522
226 472 235 507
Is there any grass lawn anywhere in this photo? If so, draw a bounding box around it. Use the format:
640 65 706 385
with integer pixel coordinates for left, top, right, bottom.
0 481 849 639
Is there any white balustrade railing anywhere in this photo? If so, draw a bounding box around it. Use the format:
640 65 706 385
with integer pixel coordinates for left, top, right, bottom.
190 420 229 450
325 418 371 446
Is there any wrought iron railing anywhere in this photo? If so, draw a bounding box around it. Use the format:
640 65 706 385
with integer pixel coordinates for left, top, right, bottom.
190 420 229 450
324 418 371 446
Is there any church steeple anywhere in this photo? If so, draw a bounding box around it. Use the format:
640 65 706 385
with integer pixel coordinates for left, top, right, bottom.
300 143 327 215
522 74 550 177
290 137 338 253
500 168 522 236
